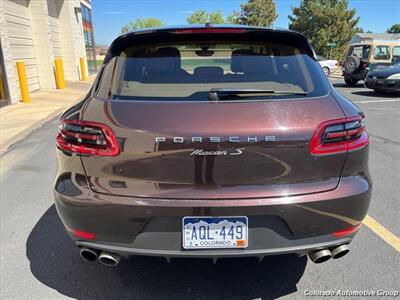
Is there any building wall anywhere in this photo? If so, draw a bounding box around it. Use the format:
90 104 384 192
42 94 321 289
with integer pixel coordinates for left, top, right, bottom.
350 33 400 44
58 0 87 81
47 0 63 58
0 1 20 103
2 0 40 101
30 0 56 90
0 0 92 104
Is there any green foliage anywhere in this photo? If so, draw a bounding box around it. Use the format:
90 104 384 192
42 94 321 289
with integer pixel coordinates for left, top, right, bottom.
186 10 226 24
186 1 278 26
120 18 165 33
226 12 240 24
289 0 359 63
232 0 278 27
387 24 400 34
208 10 226 24
355 27 373 34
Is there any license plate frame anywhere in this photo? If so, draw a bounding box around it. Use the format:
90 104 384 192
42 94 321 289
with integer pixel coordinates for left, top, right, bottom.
182 216 248 250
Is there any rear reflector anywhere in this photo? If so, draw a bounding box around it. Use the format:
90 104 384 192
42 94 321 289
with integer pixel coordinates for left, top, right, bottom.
66 227 96 240
309 116 368 155
56 120 119 156
332 224 361 237
174 28 247 34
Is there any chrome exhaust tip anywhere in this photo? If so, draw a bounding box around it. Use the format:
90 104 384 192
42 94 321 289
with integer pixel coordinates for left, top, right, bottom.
331 244 350 259
308 249 332 264
80 247 99 262
98 251 121 267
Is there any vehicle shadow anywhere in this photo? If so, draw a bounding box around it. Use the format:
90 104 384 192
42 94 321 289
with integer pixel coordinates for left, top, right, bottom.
26 205 307 300
351 90 400 98
331 82 365 88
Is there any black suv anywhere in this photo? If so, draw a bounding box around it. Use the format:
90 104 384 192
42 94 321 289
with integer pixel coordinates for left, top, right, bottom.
343 44 371 85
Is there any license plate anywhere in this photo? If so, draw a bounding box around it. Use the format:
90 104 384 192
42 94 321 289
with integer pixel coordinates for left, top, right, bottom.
182 216 248 249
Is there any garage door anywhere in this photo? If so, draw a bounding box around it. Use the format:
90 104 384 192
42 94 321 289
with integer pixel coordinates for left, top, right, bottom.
4 0 40 92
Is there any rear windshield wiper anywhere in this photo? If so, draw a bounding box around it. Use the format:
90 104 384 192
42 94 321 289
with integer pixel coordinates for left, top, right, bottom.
208 88 308 101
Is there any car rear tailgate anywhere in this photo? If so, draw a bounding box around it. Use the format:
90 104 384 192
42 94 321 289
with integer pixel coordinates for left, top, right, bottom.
80 95 347 199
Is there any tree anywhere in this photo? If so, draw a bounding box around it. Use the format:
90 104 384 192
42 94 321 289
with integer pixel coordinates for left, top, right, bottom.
187 10 226 24
230 0 278 27
121 18 165 33
355 27 373 34
226 12 240 24
387 24 400 34
289 0 359 63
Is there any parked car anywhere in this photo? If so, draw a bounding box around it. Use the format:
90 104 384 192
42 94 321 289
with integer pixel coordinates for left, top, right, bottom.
54 25 371 267
343 40 400 86
317 55 338 76
365 65 400 93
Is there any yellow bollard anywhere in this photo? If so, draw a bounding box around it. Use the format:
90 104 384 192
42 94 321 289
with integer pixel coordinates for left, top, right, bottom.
54 58 65 89
16 61 30 103
80 57 87 81
0 74 6 99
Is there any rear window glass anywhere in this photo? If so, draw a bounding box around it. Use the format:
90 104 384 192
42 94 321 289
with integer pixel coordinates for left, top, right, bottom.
97 42 329 101
349 45 370 59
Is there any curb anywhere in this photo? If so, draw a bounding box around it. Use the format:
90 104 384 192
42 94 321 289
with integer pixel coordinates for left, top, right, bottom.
0 107 66 157
330 75 344 79
0 78 95 156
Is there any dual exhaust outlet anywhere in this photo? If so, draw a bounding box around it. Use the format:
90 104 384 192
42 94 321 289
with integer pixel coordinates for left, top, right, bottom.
80 248 121 267
308 244 350 264
80 243 350 266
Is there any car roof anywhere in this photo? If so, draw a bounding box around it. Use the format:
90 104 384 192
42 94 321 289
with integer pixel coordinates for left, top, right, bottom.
350 40 400 47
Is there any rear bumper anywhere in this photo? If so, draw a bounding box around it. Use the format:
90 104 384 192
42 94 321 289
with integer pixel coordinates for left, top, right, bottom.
77 236 353 259
54 175 371 258
343 70 368 80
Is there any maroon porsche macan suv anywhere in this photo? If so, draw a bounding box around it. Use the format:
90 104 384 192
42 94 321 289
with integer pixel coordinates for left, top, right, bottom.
54 25 371 266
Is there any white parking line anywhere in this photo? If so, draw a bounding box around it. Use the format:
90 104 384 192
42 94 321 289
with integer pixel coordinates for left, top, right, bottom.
343 90 367 93
354 99 400 104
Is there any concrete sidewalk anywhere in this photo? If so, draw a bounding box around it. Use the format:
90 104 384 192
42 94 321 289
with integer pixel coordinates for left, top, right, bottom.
330 68 343 79
0 78 94 155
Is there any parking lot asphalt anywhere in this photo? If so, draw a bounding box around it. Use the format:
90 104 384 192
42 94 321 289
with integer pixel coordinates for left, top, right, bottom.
1 78 399 299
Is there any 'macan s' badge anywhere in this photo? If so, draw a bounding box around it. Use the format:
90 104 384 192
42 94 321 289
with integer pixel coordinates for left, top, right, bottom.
190 148 244 156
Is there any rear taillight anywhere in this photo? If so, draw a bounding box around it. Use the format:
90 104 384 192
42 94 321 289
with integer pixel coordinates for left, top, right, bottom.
309 116 368 155
56 120 119 156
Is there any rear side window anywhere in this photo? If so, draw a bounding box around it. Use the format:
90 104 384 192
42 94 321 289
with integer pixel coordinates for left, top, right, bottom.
393 46 400 60
374 46 390 60
97 42 329 101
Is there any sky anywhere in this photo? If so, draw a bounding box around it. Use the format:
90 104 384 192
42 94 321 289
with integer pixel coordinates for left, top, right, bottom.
91 0 400 46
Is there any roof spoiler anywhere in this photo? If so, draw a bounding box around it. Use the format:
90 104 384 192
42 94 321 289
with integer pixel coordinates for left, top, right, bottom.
104 26 317 63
